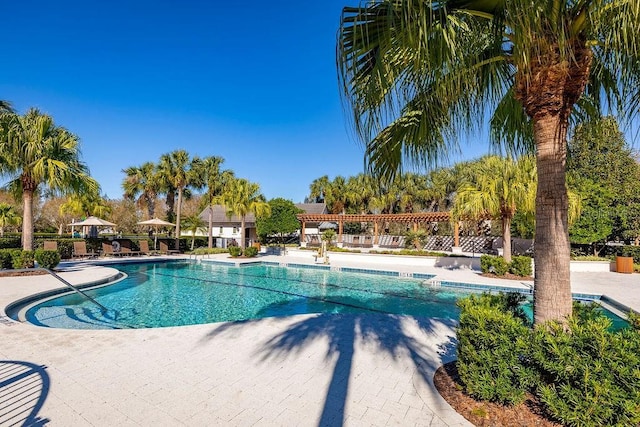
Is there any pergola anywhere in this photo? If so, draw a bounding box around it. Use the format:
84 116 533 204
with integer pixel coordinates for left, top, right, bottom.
297 212 466 246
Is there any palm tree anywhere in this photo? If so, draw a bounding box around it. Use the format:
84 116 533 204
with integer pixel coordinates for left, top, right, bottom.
0 203 20 237
182 214 206 250
338 1 640 324
156 150 201 248
0 101 13 114
122 162 159 220
196 156 229 248
0 108 98 250
453 156 537 263
219 178 271 250
309 175 331 204
60 191 112 219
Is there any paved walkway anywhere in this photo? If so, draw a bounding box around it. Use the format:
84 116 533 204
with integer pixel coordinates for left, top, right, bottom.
0 254 638 426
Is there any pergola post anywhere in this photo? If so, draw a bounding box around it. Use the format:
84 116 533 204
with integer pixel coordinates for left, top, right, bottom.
373 221 379 245
453 221 460 248
300 221 306 247
338 219 343 244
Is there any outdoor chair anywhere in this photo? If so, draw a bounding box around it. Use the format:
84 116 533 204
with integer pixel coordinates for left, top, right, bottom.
72 241 97 259
102 241 125 257
43 241 58 251
363 236 373 248
139 240 156 255
119 240 142 256
308 235 321 247
351 236 361 247
159 240 180 255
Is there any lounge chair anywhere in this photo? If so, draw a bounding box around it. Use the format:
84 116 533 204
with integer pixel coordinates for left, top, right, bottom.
43 241 57 251
351 236 361 247
102 241 125 257
159 240 180 255
363 236 373 248
308 235 321 247
119 240 141 256
73 241 96 259
139 240 156 255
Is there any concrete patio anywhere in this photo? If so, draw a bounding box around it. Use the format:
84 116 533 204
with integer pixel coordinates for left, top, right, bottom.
1 253 637 426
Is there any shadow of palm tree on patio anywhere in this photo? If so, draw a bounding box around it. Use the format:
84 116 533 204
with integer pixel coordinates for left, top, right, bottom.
203 296 457 426
0 360 50 426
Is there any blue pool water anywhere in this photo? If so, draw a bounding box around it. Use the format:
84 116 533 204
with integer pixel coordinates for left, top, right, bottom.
25 262 467 329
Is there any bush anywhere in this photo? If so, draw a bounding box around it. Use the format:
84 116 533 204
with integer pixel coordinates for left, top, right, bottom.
619 245 640 263
480 255 509 275
243 246 258 257
456 293 534 405
0 237 21 249
0 249 15 269
34 249 61 269
190 247 229 255
11 250 35 269
509 256 532 277
228 246 242 257
530 316 640 426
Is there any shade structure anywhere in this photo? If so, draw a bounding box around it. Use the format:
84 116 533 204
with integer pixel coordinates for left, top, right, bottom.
68 216 117 238
137 218 176 250
68 216 116 227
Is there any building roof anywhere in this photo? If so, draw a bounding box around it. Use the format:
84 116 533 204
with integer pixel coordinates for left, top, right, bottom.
295 203 328 215
199 205 255 225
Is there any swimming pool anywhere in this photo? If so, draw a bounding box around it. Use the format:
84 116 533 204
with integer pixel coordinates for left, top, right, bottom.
23 261 469 329
18 261 629 330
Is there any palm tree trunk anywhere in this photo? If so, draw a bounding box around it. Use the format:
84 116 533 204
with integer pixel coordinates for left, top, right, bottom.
0 227 4 238
175 187 183 250
208 206 213 249
533 114 572 325
22 190 34 250
502 216 512 264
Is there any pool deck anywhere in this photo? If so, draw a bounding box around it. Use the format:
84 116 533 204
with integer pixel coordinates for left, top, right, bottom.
1 253 638 426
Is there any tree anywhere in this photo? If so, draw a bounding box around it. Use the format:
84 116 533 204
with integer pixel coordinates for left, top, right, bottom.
156 150 201 248
107 198 139 234
567 117 640 244
60 191 111 219
0 108 97 249
181 214 206 250
256 198 302 248
568 178 614 254
338 1 640 324
219 178 271 249
0 203 20 237
122 162 159 220
453 156 536 263
196 156 228 248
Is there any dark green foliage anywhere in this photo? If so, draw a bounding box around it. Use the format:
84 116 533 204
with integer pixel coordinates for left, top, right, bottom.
530 317 640 427
34 249 61 269
509 256 532 277
256 198 302 243
0 249 14 269
243 246 258 257
456 293 534 405
480 254 509 275
228 246 242 257
628 311 640 331
0 237 21 249
11 250 35 269
619 245 640 263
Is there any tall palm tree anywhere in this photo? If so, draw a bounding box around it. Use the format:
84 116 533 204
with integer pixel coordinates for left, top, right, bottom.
338 0 640 324
122 162 159 220
309 175 331 204
182 214 207 250
196 156 229 248
0 203 20 237
453 156 537 263
157 150 201 248
60 191 112 219
219 178 271 250
0 101 13 114
0 108 98 250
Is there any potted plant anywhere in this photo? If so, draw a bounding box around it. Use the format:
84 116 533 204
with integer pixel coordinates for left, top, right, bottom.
616 247 634 274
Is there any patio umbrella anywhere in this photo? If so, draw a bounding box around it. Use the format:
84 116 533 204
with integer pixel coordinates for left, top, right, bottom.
137 218 176 250
68 216 117 238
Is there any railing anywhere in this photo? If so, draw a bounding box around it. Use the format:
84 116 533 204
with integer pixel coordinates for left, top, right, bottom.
41 268 110 314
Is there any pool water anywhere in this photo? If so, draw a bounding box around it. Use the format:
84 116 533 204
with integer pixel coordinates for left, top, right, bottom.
26 262 466 329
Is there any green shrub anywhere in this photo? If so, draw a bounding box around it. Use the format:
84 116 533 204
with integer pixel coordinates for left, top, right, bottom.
619 245 640 263
243 246 258 257
11 250 35 269
228 246 242 257
0 249 14 269
480 255 509 275
456 293 534 405
0 237 21 249
509 256 532 277
190 247 229 255
34 249 61 269
530 317 640 427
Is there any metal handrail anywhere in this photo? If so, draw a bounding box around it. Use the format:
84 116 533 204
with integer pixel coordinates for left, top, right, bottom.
41 268 110 313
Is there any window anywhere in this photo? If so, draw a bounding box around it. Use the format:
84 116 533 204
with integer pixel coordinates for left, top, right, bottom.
233 227 238 234
219 227 223 234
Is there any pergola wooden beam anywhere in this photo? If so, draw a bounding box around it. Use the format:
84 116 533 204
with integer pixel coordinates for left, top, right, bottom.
297 212 477 247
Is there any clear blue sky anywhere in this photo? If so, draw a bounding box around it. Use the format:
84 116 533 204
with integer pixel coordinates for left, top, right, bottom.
0 1 492 203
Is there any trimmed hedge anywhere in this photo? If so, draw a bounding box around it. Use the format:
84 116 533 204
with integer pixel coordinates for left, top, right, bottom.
244 246 258 257
35 249 61 269
480 254 532 277
11 250 34 269
228 246 242 257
